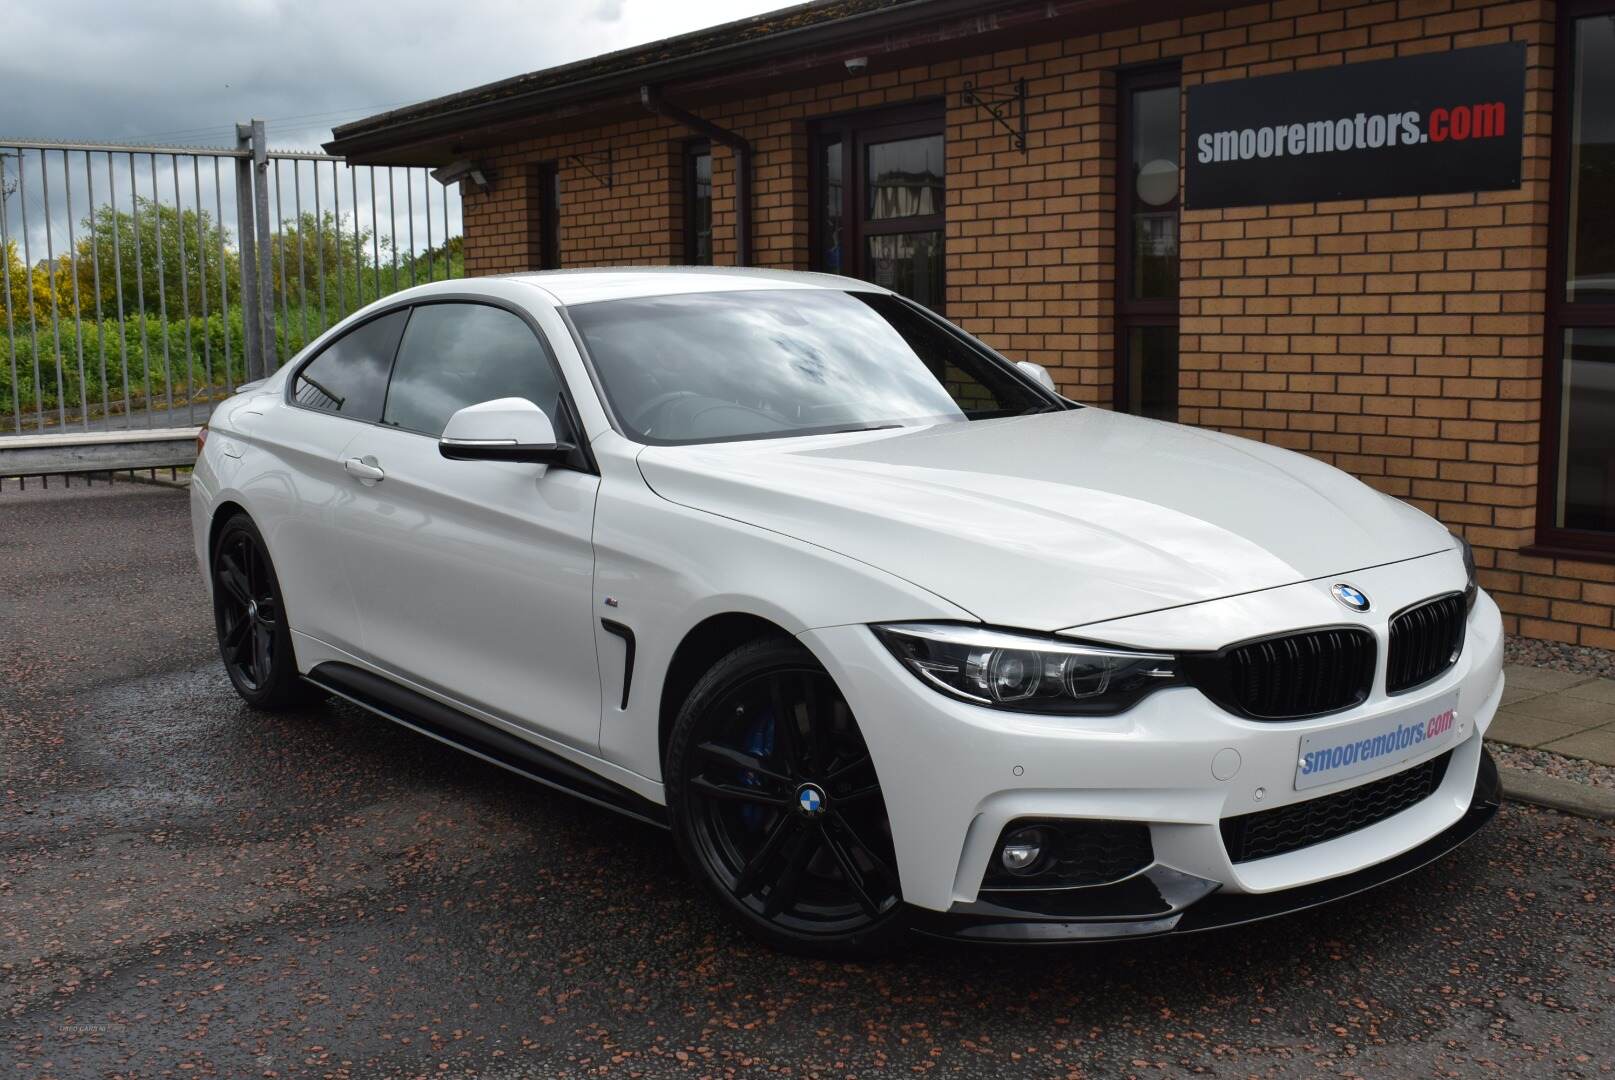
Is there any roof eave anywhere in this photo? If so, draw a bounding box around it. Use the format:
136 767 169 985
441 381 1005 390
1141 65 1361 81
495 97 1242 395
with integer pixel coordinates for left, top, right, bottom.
325 0 1241 164
324 0 968 161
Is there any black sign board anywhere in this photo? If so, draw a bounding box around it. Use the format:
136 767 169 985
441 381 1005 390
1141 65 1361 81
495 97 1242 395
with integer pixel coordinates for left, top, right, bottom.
1184 43 1526 210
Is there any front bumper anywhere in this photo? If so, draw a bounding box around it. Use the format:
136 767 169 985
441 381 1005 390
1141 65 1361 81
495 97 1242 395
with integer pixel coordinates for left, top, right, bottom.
909 748 1500 941
801 554 1505 925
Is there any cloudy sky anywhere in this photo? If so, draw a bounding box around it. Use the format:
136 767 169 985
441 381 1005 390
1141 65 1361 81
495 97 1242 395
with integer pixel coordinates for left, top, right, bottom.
0 0 792 265
2 0 794 148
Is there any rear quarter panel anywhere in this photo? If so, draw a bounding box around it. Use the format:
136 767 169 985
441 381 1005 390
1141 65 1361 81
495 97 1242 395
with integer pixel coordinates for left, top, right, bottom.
193 381 369 657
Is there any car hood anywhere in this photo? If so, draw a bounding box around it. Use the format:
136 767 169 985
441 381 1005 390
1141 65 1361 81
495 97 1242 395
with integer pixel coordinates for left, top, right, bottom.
634 409 1449 631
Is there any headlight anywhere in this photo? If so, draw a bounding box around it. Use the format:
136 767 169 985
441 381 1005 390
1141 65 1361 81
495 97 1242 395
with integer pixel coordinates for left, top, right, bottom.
872 623 1179 715
1453 531 1478 612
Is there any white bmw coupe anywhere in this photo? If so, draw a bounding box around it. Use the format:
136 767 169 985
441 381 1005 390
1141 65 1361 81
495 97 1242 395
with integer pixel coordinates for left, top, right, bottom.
192 268 1502 954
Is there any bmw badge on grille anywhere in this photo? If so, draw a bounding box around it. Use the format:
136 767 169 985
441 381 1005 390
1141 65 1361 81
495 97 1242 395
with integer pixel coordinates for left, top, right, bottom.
1331 583 1371 612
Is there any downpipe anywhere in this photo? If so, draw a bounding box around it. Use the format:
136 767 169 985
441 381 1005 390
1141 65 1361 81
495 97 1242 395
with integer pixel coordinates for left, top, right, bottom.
640 85 752 266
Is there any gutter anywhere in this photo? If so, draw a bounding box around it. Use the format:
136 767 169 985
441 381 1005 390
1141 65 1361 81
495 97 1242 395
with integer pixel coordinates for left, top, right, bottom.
639 86 752 267
325 0 973 158
329 0 1246 161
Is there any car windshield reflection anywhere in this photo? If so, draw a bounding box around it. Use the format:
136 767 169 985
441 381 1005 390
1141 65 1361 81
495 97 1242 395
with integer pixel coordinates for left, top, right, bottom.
567 289 1051 445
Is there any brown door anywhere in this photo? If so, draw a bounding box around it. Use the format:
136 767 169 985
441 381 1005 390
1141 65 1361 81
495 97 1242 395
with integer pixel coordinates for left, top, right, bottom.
1116 67 1183 420
1539 2 1615 555
811 103 946 311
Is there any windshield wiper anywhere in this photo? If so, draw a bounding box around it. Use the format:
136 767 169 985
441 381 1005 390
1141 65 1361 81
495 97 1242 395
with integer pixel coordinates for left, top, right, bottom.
818 422 905 435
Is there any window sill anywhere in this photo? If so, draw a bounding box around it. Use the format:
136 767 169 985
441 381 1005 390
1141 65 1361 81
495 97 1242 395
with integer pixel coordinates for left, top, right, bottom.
1521 543 1615 568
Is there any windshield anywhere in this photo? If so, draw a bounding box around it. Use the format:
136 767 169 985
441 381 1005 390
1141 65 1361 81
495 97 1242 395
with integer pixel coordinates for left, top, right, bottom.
567 289 1057 445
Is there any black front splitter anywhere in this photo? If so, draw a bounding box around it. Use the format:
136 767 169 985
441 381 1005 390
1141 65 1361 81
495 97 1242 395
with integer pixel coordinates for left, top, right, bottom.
910 749 1502 944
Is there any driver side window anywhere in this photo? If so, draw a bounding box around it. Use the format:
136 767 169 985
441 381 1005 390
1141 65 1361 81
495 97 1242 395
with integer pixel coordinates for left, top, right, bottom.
382 302 568 438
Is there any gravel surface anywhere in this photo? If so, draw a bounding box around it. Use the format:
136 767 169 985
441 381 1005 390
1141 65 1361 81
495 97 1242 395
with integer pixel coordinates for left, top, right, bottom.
1495 635 1615 791
1489 743 1615 791
1505 634 1615 680
4 483 1615 1078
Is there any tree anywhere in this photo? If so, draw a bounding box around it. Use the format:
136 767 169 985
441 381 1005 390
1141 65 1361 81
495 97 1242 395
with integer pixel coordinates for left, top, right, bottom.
2 238 73 326
262 212 458 321
407 234 463 280
268 209 386 315
74 198 239 321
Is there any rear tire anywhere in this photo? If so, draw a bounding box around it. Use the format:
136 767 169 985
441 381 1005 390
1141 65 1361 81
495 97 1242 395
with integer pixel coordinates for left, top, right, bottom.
210 512 322 711
666 639 906 957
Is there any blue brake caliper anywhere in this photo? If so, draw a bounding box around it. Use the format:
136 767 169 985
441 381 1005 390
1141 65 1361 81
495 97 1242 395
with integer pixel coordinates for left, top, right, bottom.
739 707 777 833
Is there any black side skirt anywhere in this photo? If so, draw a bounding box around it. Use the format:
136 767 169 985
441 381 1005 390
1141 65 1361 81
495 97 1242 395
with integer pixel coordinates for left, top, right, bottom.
305 662 668 829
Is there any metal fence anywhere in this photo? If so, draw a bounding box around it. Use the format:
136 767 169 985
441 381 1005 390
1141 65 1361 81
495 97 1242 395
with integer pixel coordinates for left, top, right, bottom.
0 122 462 446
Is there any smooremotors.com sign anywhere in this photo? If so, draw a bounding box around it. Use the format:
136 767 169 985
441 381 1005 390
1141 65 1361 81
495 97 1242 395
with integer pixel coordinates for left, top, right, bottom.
1185 43 1526 210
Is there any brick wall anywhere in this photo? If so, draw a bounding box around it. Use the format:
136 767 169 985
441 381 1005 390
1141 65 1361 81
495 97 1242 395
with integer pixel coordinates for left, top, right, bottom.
457 0 1615 649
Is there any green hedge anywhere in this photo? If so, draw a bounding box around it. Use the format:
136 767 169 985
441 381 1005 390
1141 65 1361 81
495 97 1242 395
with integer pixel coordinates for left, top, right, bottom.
4 242 466 424
0 306 345 421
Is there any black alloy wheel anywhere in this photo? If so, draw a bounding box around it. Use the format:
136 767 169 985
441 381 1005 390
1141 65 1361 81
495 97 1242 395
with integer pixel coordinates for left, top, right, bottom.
667 639 905 955
211 513 318 710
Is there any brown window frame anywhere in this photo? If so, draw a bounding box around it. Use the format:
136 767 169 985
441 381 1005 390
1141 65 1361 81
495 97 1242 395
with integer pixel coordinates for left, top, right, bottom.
809 100 946 312
682 138 713 266
536 161 560 271
1114 64 1183 420
1535 0 1615 560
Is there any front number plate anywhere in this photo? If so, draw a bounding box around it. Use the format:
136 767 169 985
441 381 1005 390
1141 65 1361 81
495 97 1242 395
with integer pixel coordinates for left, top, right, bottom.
1295 689 1461 792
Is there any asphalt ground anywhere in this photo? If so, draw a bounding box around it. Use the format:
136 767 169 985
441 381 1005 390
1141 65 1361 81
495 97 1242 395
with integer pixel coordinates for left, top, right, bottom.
2 482 1613 1079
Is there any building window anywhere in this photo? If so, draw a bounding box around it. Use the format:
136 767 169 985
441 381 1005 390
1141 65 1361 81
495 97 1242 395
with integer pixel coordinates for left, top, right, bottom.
1542 6 1615 552
1115 68 1181 421
684 140 713 265
811 104 945 310
533 161 560 270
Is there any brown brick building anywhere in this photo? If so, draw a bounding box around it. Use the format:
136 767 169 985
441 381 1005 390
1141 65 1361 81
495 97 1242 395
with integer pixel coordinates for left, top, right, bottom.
328 0 1615 649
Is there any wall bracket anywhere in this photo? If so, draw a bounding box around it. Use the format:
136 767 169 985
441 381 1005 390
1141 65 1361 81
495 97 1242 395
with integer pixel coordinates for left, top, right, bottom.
568 148 612 189
639 84 753 266
961 79 1027 152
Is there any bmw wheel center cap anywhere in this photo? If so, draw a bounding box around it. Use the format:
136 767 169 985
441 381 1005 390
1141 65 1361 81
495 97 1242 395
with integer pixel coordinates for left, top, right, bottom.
796 783 827 816
1331 583 1370 612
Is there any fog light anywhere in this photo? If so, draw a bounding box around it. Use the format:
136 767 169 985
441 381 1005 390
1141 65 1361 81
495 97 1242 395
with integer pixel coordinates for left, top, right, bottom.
983 818 1155 892
1000 827 1046 874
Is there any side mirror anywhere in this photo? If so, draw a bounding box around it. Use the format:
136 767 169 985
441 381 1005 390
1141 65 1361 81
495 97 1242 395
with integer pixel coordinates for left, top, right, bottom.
1015 359 1058 393
439 397 574 467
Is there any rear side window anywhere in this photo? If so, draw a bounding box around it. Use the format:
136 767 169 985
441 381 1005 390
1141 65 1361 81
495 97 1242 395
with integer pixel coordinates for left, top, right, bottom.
382 302 566 437
291 308 409 422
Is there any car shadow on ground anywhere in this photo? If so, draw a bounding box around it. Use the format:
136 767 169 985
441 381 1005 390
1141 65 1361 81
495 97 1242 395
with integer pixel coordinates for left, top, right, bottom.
194 664 1507 979
9 486 1607 1076
9 659 1603 1077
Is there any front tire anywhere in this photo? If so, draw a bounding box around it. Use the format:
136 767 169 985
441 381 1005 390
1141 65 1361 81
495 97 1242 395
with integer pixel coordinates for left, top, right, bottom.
210 512 319 710
666 639 906 957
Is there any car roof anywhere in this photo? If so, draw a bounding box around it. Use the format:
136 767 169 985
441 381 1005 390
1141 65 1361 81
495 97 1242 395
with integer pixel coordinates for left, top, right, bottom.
501 266 892 307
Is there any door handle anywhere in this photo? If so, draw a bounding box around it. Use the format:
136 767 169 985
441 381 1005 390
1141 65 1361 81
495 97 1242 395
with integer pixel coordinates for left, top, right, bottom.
344 456 385 483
